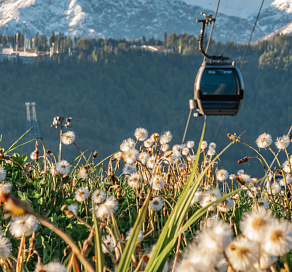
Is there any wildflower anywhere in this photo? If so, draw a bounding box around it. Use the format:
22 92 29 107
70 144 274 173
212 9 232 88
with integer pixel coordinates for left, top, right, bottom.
61 131 75 145
207 148 216 156
217 198 233 212
205 214 220 228
147 155 156 169
120 138 135 152
187 155 196 162
0 182 11 196
172 144 182 151
160 131 172 144
161 144 170 152
186 141 195 148
92 190 107 204
30 150 39 161
143 245 169 272
35 261 66 272
78 167 88 179
149 197 163 211
282 160 291 173
253 249 277 270
237 169 244 175
75 187 89 202
263 220 292 256
138 152 148 165
255 198 269 210
123 149 139 164
95 196 118 219
266 181 281 195
182 147 189 156
191 189 203 205
67 203 78 216
200 189 222 211
280 174 292 186
144 138 154 148
102 235 115 253
113 151 123 160
0 166 6 181
171 150 181 163
9 215 38 238
201 141 208 150
256 133 272 148
229 174 235 180
122 164 136 175
127 172 140 188
0 235 12 259
134 128 148 141
216 169 229 181
150 133 159 142
225 236 260 271
240 207 273 242
275 135 290 150
55 160 70 175
126 228 143 242
208 143 216 150
151 175 165 191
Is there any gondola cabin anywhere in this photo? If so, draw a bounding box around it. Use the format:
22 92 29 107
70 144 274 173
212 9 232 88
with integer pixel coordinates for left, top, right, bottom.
194 63 244 116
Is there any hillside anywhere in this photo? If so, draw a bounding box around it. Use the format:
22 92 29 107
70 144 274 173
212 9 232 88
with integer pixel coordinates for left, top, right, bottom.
0 34 291 177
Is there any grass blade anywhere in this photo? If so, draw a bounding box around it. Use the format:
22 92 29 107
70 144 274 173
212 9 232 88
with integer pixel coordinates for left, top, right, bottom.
116 189 151 272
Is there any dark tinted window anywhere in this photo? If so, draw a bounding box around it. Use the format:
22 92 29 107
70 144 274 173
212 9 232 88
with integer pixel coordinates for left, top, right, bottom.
200 68 238 95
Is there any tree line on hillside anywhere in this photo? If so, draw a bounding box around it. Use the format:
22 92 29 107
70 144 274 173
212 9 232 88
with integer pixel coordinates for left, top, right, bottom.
0 34 291 177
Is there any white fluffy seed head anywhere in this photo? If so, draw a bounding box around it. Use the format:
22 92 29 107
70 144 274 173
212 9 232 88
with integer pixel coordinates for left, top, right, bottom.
92 189 107 204
0 235 12 259
256 133 273 149
9 215 38 238
61 131 75 145
134 128 148 141
275 135 290 150
75 187 90 202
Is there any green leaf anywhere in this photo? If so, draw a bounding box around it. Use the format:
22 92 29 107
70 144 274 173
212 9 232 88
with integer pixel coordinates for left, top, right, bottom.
92 201 105 272
116 190 151 272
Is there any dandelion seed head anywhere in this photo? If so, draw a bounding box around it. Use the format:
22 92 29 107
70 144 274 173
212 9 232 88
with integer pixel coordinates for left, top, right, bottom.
67 203 78 216
256 133 273 148
75 187 89 202
216 169 229 181
144 138 154 148
9 215 38 238
134 128 148 141
35 261 66 272
78 167 88 179
0 235 11 259
123 149 139 164
61 131 75 145
128 172 140 188
0 166 6 181
186 141 195 148
92 190 107 204
160 131 172 144
151 175 165 191
122 164 136 175
95 196 118 219
120 138 135 152
201 141 208 150
138 152 149 165
149 197 163 211
275 135 290 150
55 160 70 175
102 235 115 253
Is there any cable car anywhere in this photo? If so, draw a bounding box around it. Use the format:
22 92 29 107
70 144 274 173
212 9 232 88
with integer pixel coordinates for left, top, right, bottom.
194 62 244 116
191 13 244 116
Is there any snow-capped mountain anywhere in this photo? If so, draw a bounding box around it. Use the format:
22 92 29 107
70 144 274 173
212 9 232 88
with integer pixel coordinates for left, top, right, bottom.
0 0 291 44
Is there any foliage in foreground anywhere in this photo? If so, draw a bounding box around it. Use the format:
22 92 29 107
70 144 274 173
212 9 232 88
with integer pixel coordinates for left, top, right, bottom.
0 123 291 271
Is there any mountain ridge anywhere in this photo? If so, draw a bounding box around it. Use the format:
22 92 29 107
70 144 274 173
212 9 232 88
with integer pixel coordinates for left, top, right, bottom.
0 0 291 43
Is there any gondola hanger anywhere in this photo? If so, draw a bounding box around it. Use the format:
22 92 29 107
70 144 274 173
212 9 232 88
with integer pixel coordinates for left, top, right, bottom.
190 12 244 116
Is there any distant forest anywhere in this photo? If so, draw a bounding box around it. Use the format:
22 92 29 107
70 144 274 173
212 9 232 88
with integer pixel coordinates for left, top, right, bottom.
0 33 291 177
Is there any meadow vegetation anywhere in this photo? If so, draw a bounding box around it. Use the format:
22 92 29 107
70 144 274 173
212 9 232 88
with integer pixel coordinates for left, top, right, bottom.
0 121 291 271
